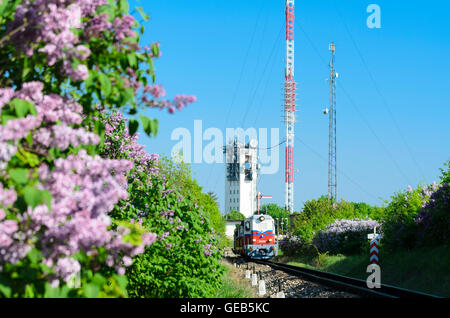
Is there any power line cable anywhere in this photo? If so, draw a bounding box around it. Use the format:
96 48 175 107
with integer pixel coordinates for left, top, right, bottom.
204 1 265 191
241 24 284 127
332 0 426 182
296 21 412 185
295 136 380 202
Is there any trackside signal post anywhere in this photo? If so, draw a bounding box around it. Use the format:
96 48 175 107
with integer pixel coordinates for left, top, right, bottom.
366 227 381 288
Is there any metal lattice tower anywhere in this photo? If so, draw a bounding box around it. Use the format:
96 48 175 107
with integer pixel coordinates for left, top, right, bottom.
284 0 296 213
328 43 337 202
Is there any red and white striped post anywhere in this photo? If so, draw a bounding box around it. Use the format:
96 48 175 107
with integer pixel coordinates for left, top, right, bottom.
368 227 381 265
256 192 272 215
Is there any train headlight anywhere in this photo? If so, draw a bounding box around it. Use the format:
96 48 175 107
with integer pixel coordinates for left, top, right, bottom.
268 239 272 242
259 216 265 222
252 239 256 242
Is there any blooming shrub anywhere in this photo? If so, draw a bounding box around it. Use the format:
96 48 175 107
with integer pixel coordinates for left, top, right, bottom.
279 236 305 256
0 0 197 297
313 219 381 255
0 81 155 296
415 183 449 247
99 112 223 298
381 184 436 251
291 196 383 243
278 235 318 257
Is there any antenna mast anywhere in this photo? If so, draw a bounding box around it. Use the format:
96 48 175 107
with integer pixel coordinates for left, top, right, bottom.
284 0 296 213
328 42 337 202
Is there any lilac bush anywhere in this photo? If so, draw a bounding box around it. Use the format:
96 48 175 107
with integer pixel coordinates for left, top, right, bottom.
382 183 437 251
0 0 198 297
313 218 381 255
414 183 450 247
0 81 156 293
279 235 305 256
278 235 317 257
100 112 223 298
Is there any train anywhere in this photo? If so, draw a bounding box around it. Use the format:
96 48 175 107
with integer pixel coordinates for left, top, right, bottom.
233 214 278 259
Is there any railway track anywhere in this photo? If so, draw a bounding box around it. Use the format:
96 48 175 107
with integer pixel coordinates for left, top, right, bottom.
224 248 440 298
252 259 440 298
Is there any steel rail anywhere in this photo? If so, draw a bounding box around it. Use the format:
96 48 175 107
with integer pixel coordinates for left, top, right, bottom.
253 259 440 298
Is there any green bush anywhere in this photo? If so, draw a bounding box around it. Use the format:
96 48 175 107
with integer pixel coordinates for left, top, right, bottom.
121 178 224 297
101 114 224 298
291 196 381 242
415 183 450 247
225 209 245 220
255 203 290 219
158 155 225 236
439 159 450 185
381 184 433 251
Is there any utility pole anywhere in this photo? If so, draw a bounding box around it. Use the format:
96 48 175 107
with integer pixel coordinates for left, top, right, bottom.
328 42 337 202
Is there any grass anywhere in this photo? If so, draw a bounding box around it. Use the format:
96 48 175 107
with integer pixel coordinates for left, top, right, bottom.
214 261 256 298
275 245 450 297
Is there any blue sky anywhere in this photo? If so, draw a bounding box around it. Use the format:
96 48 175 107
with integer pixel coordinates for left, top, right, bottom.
129 0 450 212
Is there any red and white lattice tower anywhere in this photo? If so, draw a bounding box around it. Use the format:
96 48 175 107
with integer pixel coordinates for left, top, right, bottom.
284 0 296 213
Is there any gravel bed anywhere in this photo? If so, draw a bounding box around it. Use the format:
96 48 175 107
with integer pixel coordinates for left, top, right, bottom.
223 248 359 298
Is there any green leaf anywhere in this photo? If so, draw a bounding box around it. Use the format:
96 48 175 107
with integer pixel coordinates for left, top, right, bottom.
24 284 35 298
1 114 16 125
139 115 152 136
152 119 159 137
139 114 155 137
98 73 112 97
128 119 139 136
16 148 40 167
114 275 128 291
22 58 30 81
83 283 101 298
10 98 34 118
118 0 130 14
0 283 11 298
127 53 137 68
152 44 160 59
92 274 107 287
84 70 96 90
119 87 134 106
23 187 52 209
44 283 60 298
27 248 42 263
136 6 150 21
9 168 29 184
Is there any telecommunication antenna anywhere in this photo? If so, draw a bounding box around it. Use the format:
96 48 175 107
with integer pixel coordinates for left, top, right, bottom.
328 42 337 202
284 0 296 213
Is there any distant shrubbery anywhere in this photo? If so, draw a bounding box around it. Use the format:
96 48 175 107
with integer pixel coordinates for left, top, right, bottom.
290 196 383 243
225 209 245 220
280 160 449 257
278 236 316 257
313 219 381 255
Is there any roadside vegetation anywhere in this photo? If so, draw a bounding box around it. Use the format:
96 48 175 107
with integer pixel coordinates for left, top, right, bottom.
215 261 256 298
277 159 449 297
0 0 226 298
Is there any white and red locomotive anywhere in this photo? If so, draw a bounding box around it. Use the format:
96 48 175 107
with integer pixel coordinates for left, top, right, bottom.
233 214 278 259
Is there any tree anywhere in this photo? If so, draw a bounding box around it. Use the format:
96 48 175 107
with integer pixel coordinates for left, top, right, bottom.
439 159 450 185
207 191 219 209
225 209 245 220
255 203 290 219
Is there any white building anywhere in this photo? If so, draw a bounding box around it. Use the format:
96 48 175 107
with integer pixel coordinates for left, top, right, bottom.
224 138 259 218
